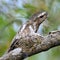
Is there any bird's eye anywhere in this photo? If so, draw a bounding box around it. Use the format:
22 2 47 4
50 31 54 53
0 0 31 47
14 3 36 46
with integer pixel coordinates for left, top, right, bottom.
40 15 44 18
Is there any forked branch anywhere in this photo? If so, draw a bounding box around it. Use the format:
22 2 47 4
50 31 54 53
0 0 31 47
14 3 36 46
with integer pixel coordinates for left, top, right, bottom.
0 31 60 60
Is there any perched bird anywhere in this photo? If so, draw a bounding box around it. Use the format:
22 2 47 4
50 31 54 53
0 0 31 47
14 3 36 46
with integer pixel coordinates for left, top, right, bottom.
7 11 48 54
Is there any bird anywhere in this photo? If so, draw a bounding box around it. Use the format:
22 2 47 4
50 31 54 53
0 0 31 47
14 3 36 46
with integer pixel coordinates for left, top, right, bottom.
7 11 48 54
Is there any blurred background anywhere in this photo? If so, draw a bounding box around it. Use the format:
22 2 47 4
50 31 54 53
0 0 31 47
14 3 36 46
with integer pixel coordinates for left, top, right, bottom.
0 0 60 60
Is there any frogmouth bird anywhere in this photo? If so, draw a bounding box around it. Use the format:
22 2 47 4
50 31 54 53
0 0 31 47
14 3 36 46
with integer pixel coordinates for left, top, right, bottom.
7 11 48 54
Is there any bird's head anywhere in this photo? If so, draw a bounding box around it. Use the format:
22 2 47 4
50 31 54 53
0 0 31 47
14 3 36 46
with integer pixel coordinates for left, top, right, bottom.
31 11 48 32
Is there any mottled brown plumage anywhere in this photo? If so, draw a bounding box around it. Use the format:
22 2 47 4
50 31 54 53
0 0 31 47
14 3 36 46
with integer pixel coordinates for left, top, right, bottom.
8 11 48 53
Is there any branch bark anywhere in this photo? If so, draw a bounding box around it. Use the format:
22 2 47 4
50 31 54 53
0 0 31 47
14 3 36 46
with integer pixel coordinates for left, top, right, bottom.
0 30 60 60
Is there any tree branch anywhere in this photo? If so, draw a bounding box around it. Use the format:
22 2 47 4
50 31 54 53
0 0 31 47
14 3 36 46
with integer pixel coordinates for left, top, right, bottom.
0 30 60 60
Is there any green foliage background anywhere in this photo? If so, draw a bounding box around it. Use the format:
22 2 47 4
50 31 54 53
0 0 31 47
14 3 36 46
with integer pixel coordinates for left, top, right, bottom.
0 0 60 60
